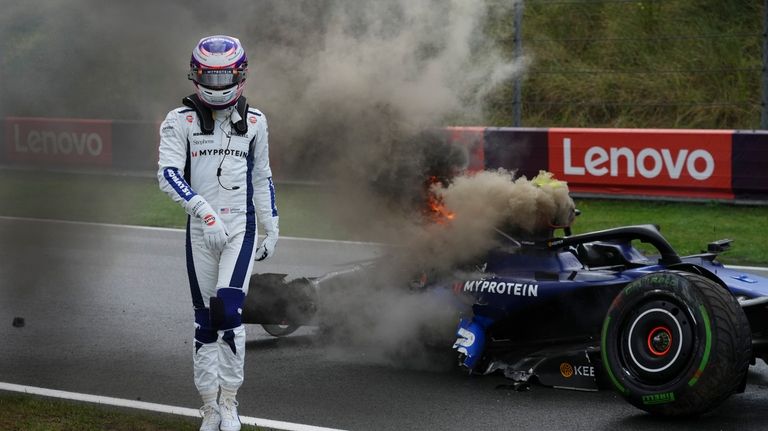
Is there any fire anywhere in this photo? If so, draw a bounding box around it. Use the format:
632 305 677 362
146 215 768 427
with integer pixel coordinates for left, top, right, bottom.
423 176 455 224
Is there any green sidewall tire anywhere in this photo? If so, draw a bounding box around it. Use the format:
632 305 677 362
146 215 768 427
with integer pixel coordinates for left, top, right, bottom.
601 271 751 417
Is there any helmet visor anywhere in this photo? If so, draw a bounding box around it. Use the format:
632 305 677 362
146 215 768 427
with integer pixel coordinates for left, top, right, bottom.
188 67 246 88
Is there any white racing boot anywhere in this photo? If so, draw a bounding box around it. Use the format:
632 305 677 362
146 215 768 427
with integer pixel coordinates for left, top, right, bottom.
199 403 221 431
219 397 241 431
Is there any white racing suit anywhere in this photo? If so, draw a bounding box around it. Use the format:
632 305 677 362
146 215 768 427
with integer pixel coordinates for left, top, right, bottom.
157 95 278 397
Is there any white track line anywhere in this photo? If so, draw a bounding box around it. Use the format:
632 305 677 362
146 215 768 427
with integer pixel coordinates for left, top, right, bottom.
1 215 764 269
0 215 184 233
0 215 379 246
0 382 347 431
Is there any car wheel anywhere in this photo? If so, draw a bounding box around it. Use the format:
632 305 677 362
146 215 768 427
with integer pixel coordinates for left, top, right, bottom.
262 323 299 337
601 270 751 416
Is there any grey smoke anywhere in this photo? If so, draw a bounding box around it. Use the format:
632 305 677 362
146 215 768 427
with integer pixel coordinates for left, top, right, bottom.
0 0 524 122
315 264 466 370
413 169 577 271
314 169 577 369
1 0 528 367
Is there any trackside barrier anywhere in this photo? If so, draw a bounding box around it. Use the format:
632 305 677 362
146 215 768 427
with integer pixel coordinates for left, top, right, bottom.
447 127 768 202
483 127 548 181
2 117 768 201
548 128 735 200
444 126 485 172
4 117 113 167
111 120 160 171
731 130 768 201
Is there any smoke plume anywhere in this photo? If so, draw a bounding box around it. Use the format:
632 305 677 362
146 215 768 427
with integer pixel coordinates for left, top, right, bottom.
1 0 533 367
411 169 576 270
314 170 576 368
1 0 526 225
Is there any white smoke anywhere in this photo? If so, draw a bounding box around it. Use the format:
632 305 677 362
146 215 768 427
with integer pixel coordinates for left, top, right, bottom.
315 170 576 368
253 0 526 158
1 0 532 368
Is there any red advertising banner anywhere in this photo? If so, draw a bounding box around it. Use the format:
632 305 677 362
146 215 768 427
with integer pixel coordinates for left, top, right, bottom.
5 117 113 166
445 126 485 172
548 128 733 199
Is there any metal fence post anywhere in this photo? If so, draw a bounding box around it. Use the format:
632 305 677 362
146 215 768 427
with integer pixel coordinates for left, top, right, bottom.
762 0 768 129
512 1 524 127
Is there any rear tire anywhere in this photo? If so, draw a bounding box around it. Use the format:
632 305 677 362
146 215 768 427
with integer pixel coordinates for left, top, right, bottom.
601 271 751 416
262 323 299 337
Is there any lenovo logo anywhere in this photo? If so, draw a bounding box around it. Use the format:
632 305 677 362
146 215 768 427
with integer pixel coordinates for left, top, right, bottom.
548 128 733 199
13 124 105 157
562 138 714 180
5 117 113 166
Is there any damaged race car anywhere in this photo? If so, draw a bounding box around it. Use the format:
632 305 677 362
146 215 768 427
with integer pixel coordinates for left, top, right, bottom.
242 171 768 417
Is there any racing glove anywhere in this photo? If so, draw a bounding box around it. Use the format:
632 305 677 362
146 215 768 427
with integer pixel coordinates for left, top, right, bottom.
201 213 229 250
255 228 278 261
188 195 229 250
253 177 279 261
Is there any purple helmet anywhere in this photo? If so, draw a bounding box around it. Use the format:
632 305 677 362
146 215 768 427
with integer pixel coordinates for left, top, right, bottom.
188 35 248 108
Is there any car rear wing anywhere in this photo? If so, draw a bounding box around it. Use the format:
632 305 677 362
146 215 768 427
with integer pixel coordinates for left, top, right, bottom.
706 239 733 253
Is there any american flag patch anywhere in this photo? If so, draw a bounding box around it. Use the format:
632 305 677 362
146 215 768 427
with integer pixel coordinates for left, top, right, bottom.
220 208 230 214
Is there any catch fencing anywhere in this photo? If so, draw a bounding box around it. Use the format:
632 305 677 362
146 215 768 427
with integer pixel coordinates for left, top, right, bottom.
506 0 766 129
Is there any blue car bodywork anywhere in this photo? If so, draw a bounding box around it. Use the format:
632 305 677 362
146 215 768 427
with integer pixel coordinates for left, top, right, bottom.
450 224 768 390
243 222 767 415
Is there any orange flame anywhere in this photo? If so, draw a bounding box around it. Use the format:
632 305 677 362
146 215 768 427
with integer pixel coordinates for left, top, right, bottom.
423 176 455 224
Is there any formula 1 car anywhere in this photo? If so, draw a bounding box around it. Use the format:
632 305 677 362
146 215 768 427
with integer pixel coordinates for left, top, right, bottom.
243 223 768 417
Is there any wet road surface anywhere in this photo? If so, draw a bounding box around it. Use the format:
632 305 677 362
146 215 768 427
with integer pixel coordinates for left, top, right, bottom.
1 217 767 430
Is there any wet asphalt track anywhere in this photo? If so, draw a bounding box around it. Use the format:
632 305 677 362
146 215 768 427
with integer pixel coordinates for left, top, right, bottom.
1 216 768 431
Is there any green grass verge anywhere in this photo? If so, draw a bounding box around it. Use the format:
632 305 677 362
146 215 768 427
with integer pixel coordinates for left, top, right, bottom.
2 169 767 265
481 1 763 129
0 169 345 240
0 394 264 431
572 199 768 265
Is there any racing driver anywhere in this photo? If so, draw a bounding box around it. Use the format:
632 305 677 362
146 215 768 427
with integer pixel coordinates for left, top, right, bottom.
158 35 279 431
